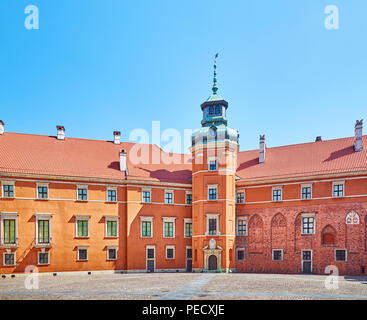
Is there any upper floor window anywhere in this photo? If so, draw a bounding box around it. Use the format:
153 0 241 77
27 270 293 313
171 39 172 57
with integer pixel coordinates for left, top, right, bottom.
237 218 247 236
206 214 219 236
77 186 88 201
209 159 217 171
140 216 153 237
75 216 90 237
184 219 192 238
209 106 214 115
142 189 151 203
107 188 117 202
236 192 245 204
2 182 14 198
208 219 217 235
208 185 218 200
37 218 51 244
301 184 312 200
302 215 315 235
165 190 173 204
37 184 48 199
105 216 118 237
163 217 176 238
3 219 16 245
272 187 282 201
186 192 192 205
333 182 344 197
215 105 221 115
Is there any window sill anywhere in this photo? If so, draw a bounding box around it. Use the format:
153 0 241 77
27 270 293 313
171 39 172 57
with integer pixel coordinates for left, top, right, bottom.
1 243 19 249
140 236 153 239
36 198 49 201
74 236 90 239
35 243 52 248
301 233 315 236
105 201 117 204
76 200 88 202
104 236 118 239
77 259 88 262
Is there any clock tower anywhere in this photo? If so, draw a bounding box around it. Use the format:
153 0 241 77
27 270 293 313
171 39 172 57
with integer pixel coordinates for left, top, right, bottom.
191 55 239 272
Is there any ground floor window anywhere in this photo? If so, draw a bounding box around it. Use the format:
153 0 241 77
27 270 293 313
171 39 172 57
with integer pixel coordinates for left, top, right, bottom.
272 249 283 261
107 247 117 260
3 252 15 266
77 247 88 261
166 246 175 259
236 248 245 261
335 249 347 262
38 252 49 265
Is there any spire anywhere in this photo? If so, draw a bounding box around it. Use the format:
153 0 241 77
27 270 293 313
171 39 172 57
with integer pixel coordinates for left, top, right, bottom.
212 53 219 94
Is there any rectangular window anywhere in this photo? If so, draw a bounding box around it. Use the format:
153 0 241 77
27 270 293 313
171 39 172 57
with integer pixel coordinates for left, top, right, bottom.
208 218 217 235
302 250 312 261
77 187 88 201
107 248 117 260
237 219 247 236
77 220 89 237
237 249 245 261
38 220 50 244
78 248 88 261
142 221 152 237
106 220 117 237
272 188 282 201
236 192 245 204
164 222 174 237
3 184 14 198
38 252 49 265
185 222 192 238
215 105 221 115
209 160 217 171
3 219 16 244
166 247 175 259
3 253 15 266
301 186 312 199
208 188 217 200
272 249 283 261
37 186 48 199
333 184 344 197
107 189 117 202
165 191 173 204
186 193 192 205
335 249 347 262
147 248 155 259
302 217 315 234
142 190 151 203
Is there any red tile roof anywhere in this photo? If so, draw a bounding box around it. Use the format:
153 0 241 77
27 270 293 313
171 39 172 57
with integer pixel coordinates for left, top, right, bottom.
1 132 366 184
0 133 192 184
236 136 367 183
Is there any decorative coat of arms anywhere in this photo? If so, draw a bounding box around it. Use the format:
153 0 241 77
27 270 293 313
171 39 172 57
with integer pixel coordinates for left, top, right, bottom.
209 238 216 250
346 211 360 224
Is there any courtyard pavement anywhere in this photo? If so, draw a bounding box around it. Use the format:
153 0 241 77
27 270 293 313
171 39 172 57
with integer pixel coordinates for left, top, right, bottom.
1 272 367 300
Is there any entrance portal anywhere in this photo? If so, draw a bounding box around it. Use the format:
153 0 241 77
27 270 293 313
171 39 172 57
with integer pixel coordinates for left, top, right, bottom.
208 255 217 271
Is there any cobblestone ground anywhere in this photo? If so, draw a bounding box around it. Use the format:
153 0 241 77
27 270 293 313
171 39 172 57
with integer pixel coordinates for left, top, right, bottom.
1 272 367 300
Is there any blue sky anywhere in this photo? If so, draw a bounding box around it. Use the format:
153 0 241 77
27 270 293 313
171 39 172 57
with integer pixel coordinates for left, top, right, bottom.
0 0 366 153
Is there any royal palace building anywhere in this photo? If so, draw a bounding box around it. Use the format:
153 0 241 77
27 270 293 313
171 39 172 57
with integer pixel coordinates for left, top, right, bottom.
1 62 367 276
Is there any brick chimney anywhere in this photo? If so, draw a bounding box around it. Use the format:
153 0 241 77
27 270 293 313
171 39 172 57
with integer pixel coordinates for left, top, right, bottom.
120 149 128 176
0 120 4 135
113 131 121 145
354 119 363 152
315 136 322 142
56 125 65 140
259 135 266 164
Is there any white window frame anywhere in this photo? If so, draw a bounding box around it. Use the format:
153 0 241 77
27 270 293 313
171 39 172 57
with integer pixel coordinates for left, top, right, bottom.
164 190 174 204
236 248 245 261
335 249 347 262
332 181 345 198
185 191 192 205
184 218 192 238
76 185 88 201
146 245 156 271
77 246 89 261
272 186 282 202
205 213 220 236
36 183 49 200
301 249 313 273
236 217 248 236
3 251 16 266
272 249 283 261
105 215 119 238
236 191 245 204
140 216 154 238
35 213 52 247
37 251 50 265
0 212 19 247
301 183 312 200
1 180 15 198
75 215 91 238
142 188 152 203
162 217 176 238
166 245 175 259
107 245 118 261
106 187 117 202
301 213 316 235
207 184 218 201
208 157 218 171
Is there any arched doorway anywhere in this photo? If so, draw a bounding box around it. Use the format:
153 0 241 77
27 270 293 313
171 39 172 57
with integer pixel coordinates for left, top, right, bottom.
208 255 217 270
